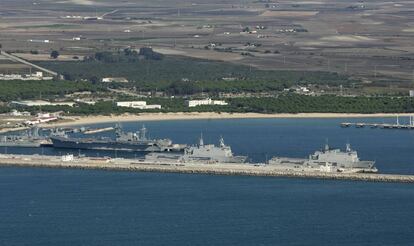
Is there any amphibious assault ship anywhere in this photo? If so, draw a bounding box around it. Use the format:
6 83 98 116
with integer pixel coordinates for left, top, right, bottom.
145 135 247 164
51 125 186 152
268 143 377 173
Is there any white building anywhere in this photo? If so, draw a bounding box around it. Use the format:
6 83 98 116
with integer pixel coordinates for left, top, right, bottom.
187 98 228 107
116 101 161 110
9 109 31 117
0 71 53 81
102 77 129 83
409 90 414 97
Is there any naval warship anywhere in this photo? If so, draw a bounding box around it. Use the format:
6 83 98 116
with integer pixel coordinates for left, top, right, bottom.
268 143 377 173
145 135 247 164
50 125 186 152
0 128 51 148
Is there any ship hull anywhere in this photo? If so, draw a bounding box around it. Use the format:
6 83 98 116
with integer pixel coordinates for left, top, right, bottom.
0 142 42 148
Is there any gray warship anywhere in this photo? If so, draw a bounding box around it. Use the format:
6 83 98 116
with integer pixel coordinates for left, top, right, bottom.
145 135 247 164
268 143 377 173
0 128 51 148
51 125 186 152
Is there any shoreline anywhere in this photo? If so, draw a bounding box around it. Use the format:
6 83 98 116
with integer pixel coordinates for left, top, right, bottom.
41 112 408 127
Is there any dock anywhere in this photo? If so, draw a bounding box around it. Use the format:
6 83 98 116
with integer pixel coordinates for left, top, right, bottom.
340 122 414 129
83 127 114 134
341 115 414 130
0 154 413 184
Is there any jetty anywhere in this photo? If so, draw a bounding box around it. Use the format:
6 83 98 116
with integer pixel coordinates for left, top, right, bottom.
83 127 114 135
0 154 413 184
341 115 414 130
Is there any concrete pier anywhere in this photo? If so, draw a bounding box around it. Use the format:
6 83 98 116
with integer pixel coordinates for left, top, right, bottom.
341 115 414 130
0 154 413 183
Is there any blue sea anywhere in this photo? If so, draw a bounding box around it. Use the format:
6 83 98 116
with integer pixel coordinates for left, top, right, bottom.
1 118 414 245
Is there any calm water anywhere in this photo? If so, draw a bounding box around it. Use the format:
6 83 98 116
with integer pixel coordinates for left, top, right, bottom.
1 118 414 245
1 167 413 246
3 118 414 174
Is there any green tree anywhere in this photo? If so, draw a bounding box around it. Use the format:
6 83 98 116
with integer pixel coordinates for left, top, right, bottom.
50 50 60 59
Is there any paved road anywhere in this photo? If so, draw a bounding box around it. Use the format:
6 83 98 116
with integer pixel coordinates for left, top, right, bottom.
0 51 58 76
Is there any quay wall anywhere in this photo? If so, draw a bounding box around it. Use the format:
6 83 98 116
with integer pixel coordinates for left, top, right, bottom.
0 155 414 183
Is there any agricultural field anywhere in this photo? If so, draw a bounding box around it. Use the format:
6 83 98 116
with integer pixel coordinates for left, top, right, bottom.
0 0 413 88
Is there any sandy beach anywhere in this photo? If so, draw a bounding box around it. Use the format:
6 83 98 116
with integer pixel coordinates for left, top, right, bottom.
41 112 409 127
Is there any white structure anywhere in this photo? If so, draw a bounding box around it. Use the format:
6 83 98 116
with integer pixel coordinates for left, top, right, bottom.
187 98 228 107
61 154 75 162
116 101 161 110
74 99 96 105
0 72 53 81
409 90 414 97
9 110 31 117
102 77 129 83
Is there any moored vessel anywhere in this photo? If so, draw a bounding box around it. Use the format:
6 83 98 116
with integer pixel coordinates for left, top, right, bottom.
51 125 186 152
145 135 247 164
268 143 377 173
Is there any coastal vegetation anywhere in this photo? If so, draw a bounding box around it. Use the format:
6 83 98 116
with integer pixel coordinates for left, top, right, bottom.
37 51 355 94
10 95 414 115
0 80 99 101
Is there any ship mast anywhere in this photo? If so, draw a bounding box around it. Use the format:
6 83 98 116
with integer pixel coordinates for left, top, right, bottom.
199 133 204 146
140 125 147 140
219 136 225 148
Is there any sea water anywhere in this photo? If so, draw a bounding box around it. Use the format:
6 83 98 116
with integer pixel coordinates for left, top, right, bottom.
0 167 413 246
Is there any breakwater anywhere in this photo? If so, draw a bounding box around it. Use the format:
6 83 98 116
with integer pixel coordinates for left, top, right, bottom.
1 154 413 183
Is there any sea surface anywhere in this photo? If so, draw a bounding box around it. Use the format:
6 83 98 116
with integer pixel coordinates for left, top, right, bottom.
1 167 413 246
1 118 414 245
